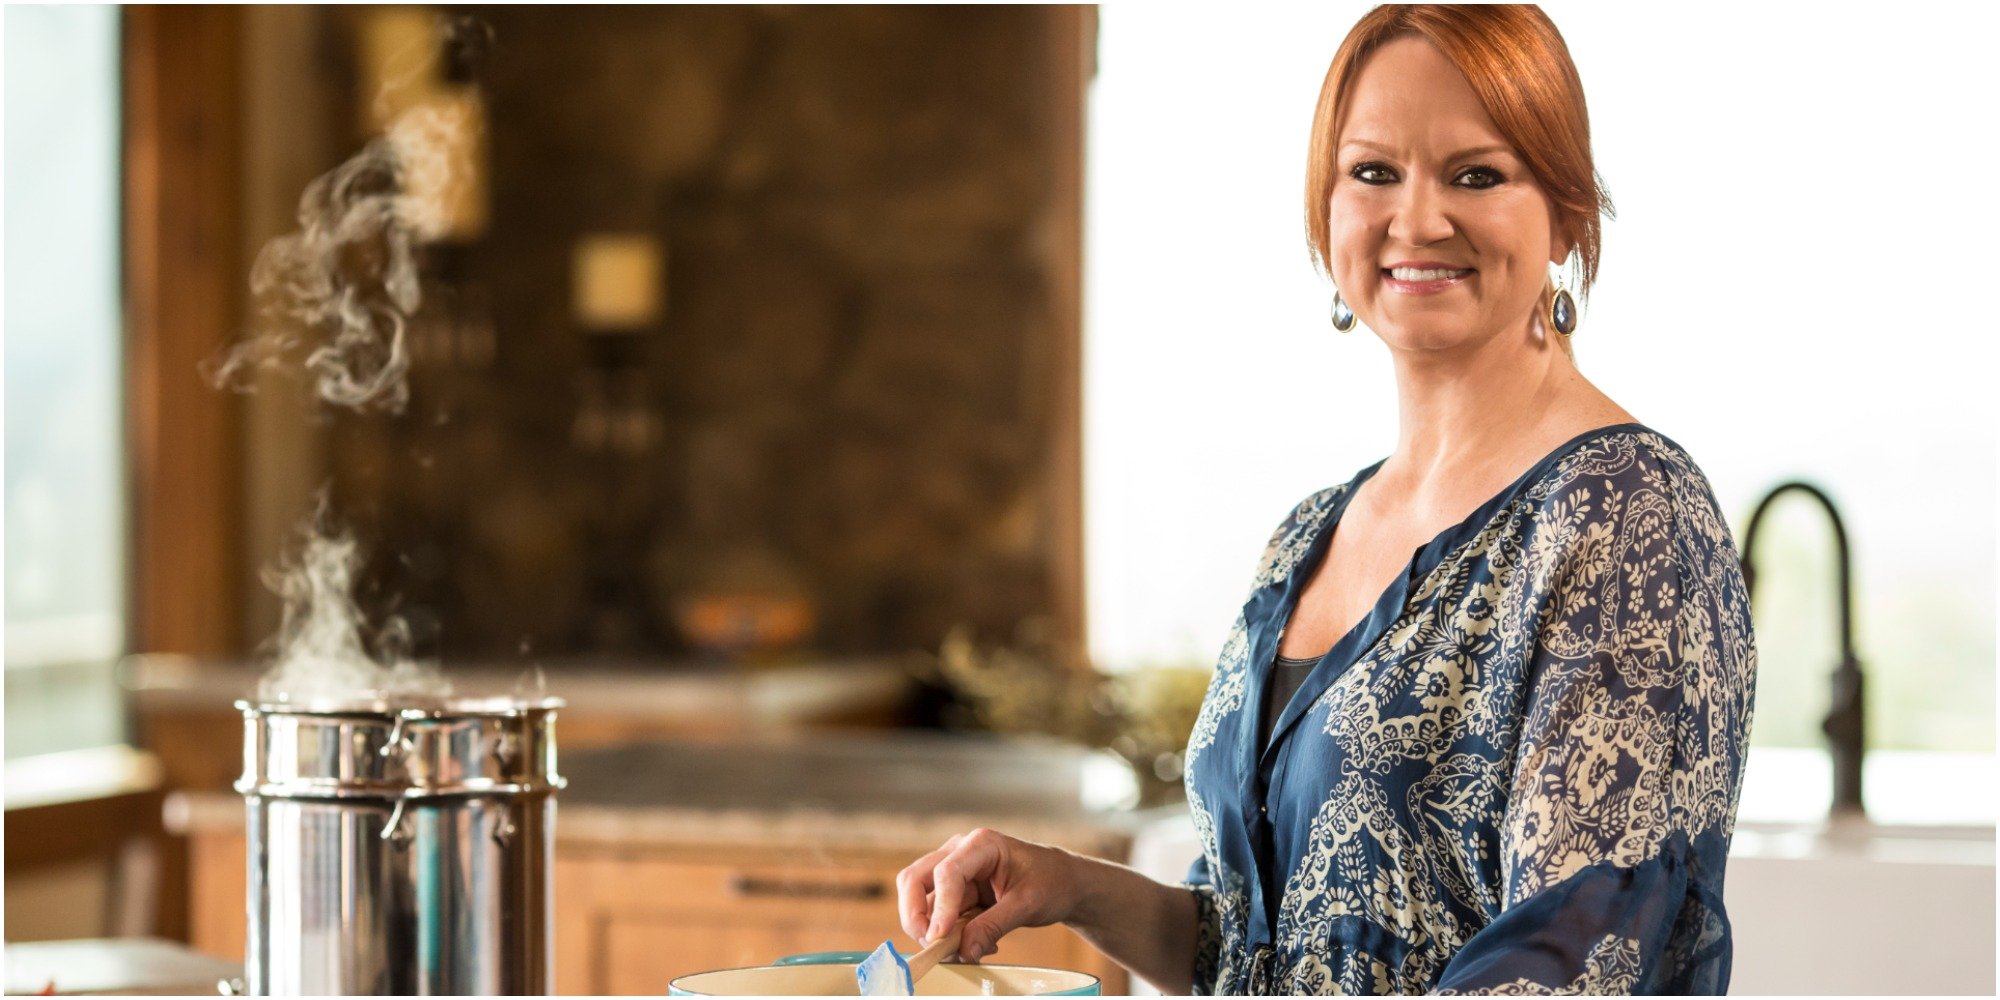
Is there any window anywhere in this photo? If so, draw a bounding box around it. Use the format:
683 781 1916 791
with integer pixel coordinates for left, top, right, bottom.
1083 3 1993 824
4 5 128 760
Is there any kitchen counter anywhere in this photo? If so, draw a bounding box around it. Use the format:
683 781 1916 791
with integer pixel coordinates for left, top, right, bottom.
166 729 1186 994
129 654 921 792
167 729 1179 858
125 653 915 725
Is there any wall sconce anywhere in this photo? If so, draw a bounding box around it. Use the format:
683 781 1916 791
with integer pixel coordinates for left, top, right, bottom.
571 233 666 332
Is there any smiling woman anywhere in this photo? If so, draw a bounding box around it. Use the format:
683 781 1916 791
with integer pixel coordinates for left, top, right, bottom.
1086 0 1993 788
1306 4 1612 361
904 5 1756 996
1321 48 1565 352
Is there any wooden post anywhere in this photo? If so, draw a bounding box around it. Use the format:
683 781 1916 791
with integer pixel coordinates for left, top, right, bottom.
1042 5 1096 672
124 4 245 659
123 3 247 944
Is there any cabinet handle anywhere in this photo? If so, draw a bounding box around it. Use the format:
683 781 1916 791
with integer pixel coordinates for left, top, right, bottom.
728 875 889 901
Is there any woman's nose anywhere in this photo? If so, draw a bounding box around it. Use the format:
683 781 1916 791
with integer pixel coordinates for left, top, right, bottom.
1387 181 1454 249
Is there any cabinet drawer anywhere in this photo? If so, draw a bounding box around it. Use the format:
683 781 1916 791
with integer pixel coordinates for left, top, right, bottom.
576 856 899 921
563 856 1120 995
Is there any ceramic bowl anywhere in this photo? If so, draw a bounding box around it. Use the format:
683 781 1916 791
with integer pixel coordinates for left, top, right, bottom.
668 950 1101 996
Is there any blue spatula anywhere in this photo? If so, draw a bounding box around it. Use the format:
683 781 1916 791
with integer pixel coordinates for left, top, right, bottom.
856 923 962 996
856 940 913 996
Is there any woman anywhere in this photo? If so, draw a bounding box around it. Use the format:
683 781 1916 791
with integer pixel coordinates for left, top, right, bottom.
897 6 1756 994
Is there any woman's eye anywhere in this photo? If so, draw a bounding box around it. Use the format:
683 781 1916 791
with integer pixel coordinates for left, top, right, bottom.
1456 166 1504 189
1350 162 1397 185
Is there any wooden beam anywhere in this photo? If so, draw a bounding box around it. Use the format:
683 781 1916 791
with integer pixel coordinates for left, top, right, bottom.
1042 5 1095 671
124 5 245 657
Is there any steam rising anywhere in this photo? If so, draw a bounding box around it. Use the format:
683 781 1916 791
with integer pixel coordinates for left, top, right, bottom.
205 23 488 414
256 502 451 707
229 15 493 707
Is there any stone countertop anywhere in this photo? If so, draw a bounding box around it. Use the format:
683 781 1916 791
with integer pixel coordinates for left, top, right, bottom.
165 729 1192 858
123 653 916 724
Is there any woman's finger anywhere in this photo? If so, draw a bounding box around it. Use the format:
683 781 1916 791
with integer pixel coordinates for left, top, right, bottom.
926 832 1000 941
895 843 954 942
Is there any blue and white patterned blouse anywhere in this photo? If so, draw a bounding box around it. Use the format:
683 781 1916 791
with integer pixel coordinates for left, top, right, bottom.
1181 423 1757 995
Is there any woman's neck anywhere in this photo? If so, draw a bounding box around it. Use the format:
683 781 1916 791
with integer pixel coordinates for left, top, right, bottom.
1380 316 1586 498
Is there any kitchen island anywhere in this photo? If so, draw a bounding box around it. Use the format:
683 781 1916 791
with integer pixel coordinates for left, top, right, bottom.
169 729 1187 995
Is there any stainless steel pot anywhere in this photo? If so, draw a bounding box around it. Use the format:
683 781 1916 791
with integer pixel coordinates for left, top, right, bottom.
236 696 566 996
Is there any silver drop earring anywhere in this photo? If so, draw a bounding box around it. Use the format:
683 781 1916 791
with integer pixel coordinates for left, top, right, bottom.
1330 288 1356 332
1548 248 1579 337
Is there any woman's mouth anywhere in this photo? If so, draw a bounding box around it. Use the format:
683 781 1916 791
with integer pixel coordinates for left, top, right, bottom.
1382 265 1474 295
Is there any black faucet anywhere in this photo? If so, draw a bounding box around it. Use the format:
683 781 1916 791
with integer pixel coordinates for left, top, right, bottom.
1740 482 1865 818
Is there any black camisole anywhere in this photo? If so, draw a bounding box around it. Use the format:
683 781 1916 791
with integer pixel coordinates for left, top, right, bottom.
1262 651 1324 747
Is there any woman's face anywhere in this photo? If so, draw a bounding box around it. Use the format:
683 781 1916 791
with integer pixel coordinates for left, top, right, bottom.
1328 37 1565 353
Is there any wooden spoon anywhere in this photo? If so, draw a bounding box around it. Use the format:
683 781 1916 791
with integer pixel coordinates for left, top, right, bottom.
907 906 984 989
908 920 968 992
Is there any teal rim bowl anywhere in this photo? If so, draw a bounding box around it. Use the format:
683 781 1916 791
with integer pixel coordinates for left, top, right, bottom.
668 951 1101 995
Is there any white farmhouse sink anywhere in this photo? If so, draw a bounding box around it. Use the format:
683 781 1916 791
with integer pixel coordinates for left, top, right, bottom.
1725 817 1994 995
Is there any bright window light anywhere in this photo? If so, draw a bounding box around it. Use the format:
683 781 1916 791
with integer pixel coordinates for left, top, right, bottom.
4 5 128 759
1082 0 1995 787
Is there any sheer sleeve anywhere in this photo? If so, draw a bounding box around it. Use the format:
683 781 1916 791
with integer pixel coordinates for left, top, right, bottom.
1181 854 1226 995
1435 452 1754 995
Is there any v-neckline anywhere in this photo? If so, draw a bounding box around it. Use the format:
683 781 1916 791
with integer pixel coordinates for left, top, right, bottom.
1252 420 1652 764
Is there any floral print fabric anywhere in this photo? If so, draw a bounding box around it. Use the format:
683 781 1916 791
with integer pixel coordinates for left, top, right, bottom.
1181 424 1756 994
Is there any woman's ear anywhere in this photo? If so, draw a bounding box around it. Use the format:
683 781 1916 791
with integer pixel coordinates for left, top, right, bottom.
1546 210 1573 267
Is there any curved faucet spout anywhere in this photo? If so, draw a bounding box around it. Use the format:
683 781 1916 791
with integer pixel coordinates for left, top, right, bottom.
1740 481 1865 818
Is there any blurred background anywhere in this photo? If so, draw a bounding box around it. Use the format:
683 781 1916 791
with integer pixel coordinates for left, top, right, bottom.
3 3 1993 995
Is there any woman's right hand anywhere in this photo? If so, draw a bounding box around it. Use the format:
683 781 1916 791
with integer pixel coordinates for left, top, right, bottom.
895 828 1082 963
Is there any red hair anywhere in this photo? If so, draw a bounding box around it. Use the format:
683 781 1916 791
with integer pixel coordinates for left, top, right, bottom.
1305 5 1613 298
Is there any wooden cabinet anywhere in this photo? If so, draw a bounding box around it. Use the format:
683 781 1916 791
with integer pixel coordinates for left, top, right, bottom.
183 828 1130 995
555 852 1124 994
186 824 247 964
